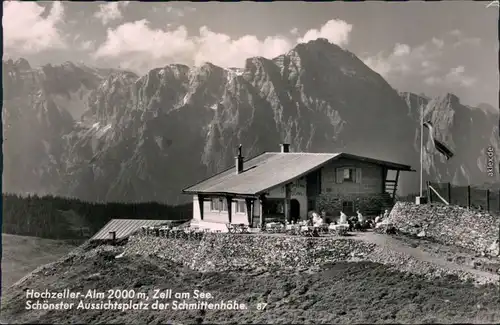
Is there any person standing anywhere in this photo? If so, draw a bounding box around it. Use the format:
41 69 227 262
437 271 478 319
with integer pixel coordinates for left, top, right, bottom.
339 211 348 225
356 210 364 223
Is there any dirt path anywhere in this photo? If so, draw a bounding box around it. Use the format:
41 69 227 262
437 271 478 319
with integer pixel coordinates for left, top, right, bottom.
350 231 499 283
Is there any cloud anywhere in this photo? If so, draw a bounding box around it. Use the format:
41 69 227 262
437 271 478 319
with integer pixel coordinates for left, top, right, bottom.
362 31 480 96
166 6 187 17
362 40 444 78
448 29 481 48
453 37 481 48
393 43 410 56
72 34 95 51
79 40 96 51
94 2 130 25
431 37 444 49
296 19 352 47
3 1 66 54
424 65 477 88
150 5 196 18
93 19 353 72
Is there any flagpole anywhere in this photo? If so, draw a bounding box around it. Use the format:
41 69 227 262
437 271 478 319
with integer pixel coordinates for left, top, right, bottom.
420 104 423 197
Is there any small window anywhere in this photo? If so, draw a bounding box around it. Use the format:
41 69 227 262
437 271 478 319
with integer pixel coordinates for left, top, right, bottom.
221 199 228 211
343 168 356 182
342 201 354 209
342 201 354 214
210 198 220 211
263 199 284 215
308 200 316 211
236 200 246 213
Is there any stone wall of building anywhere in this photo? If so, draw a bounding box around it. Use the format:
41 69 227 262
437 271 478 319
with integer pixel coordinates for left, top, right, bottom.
388 202 500 255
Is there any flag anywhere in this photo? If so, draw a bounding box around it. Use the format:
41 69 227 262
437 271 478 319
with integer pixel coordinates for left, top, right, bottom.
423 121 454 160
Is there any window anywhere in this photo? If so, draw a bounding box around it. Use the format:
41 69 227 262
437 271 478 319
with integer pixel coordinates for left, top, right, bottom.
343 168 355 182
263 199 284 215
308 200 316 211
221 199 228 211
342 201 354 214
336 167 360 183
210 198 220 211
236 200 247 214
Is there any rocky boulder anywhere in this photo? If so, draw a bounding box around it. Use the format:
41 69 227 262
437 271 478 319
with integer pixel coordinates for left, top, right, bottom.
388 202 500 255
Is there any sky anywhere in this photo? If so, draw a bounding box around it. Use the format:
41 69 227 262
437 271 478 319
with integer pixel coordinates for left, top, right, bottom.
3 1 499 107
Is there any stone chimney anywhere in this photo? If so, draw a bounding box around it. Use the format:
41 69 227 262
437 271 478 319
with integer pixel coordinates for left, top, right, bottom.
280 143 290 153
235 144 244 174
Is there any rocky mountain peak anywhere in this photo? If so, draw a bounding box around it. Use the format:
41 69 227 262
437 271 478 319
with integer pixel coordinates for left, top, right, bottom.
2 47 498 203
14 58 31 70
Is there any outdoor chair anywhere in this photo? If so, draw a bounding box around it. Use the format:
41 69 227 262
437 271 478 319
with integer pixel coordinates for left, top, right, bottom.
235 224 249 233
285 224 299 235
265 222 282 233
226 223 235 233
329 224 348 236
319 224 329 234
300 225 313 237
336 226 348 236
159 226 170 237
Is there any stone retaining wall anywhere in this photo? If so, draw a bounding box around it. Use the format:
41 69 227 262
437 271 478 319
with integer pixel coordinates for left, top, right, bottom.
388 202 500 255
123 232 498 284
124 234 376 272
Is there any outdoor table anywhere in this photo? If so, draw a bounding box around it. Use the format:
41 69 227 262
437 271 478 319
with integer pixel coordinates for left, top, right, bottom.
330 224 349 235
266 222 283 233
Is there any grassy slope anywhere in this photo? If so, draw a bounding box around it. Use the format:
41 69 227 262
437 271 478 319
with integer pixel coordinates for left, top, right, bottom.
1 234 78 291
2 249 499 324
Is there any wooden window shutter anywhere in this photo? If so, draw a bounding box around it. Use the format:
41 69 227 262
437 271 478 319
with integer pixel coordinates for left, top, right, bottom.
336 168 344 183
356 168 362 184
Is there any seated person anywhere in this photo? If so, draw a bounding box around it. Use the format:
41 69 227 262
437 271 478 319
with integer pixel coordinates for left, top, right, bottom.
339 211 349 225
353 221 363 231
356 210 365 223
356 210 369 230
312 212 323 227
306 210 316 226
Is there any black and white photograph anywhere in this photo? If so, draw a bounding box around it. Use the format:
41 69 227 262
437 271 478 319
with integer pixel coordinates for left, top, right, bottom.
1 1 499 324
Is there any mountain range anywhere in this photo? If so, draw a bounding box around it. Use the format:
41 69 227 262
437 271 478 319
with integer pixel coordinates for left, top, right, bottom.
2 38 498 204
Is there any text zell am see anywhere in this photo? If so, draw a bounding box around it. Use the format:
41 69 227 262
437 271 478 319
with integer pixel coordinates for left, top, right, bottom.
24 289 256 311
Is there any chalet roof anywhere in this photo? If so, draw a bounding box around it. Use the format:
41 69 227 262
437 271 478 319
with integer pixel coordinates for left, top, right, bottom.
182 152 414 197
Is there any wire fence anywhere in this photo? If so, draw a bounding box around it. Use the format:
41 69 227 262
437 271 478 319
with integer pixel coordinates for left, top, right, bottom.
427 182 500 213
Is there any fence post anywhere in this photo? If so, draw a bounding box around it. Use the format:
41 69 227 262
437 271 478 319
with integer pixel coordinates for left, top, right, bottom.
486 189 490 211
447 183 452 204
426 181 432 203
498 190 500 212
467 186 471 209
